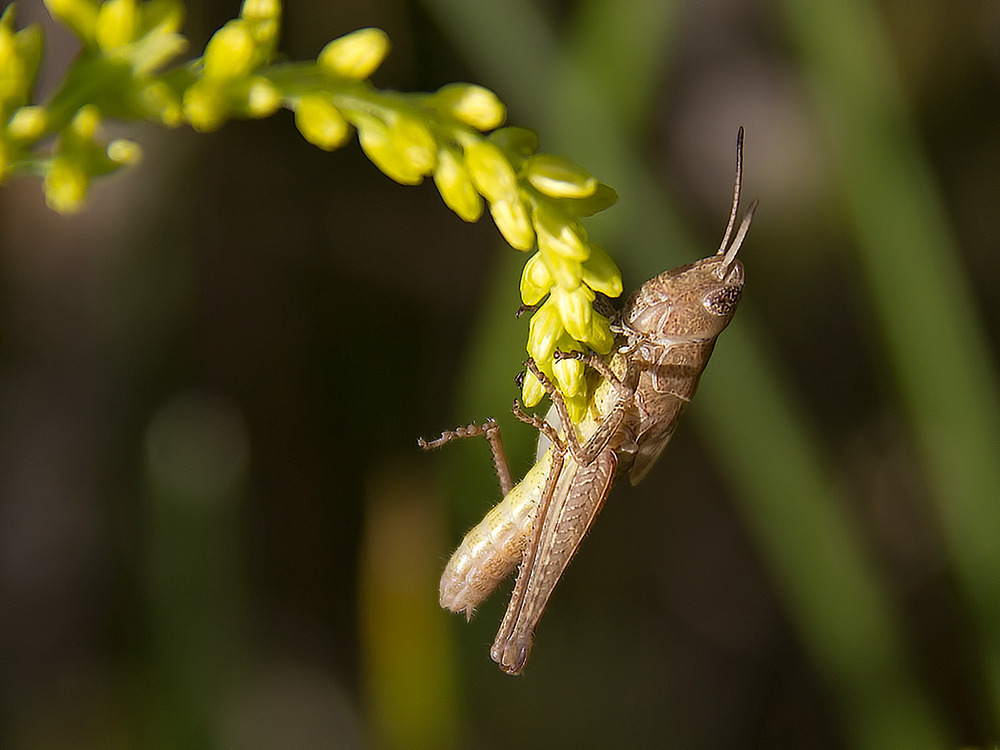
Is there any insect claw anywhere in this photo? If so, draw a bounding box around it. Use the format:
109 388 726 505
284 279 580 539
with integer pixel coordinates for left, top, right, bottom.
514 370 526 389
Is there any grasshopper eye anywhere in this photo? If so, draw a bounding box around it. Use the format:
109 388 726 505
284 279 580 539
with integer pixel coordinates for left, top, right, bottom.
703 286 741 316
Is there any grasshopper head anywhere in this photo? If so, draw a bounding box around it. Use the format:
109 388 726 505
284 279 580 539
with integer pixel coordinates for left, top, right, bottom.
622 124 756 344
621 238 748 342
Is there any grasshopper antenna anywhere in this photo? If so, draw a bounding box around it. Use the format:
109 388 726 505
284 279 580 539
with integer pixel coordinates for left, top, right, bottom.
716 126 745 257
717 127 757 275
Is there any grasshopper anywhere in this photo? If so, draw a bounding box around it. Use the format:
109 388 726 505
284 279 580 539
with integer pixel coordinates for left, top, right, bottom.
420 130 756 674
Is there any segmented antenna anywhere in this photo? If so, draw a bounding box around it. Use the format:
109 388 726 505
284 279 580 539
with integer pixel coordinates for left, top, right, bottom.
716 126 745 257
716 127 757 275
722 199 758 272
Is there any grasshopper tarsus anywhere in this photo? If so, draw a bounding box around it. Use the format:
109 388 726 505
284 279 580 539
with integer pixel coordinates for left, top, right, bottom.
512 399 563 450
417 419 496 452
418 418 514 494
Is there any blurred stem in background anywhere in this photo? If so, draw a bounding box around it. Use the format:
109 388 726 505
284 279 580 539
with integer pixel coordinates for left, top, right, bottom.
422 0 1000 745
359 462 459 750
143 391 251 747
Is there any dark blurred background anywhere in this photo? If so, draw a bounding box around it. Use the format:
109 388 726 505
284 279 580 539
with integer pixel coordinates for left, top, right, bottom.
2 0 999 748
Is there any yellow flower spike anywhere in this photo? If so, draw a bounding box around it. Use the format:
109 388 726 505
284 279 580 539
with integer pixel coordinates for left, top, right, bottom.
553 344 585 397
525 153 597 199
580 243 623 298
107 138 142 165
95 0 138 53
538 243 582 290
489 194 534 251
534 202 589 261
463 139 516 203
585 312 614 355
7 106 49 140
489 127 539 159
43 0 100 43
44 158 89 213
203 21 256 80
431 83 505 131
520 369 546 408
318 28 389 80
527 299 563 363
519 251 553 306
244 76 281 117
294 93 349 151
433 147 482 222
551 283 594 341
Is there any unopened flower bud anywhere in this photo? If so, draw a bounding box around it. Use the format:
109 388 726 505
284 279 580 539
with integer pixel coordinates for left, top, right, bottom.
318 28 389 80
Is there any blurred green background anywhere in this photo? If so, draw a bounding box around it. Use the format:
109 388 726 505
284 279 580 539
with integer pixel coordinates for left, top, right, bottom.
2 0 999 747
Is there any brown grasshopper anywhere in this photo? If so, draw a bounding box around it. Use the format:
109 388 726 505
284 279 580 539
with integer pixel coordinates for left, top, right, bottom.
420 130 756 674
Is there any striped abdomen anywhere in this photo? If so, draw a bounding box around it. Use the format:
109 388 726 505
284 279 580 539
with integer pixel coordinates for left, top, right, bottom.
439 449 554 618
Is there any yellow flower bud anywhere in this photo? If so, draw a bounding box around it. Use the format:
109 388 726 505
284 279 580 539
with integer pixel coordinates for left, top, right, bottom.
95 0 137 53
520 369 546 408
318 28 389 80
551 284 593 341
463 139 516 202
553 345 584 397
561 182 618 217
519 251 553 306
141 81 183 126
294 94 349 151
431 83 505 131
107 138 141 165
44 158 89 213
388 113 436 177
580 243 623 298
183 79 227 131
241 0 280 23
539 243 582 290
585 312 614 355
489 194 534 251
43 0 100 43
244 77 281 117
70 105 101 139
489 127 538 158
204 21 256 80
357 114 434 185
525 153 597 199
433 147 482 222
7 106 48 140
527 299 563 363
240 0 280 46
534 203 589 261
